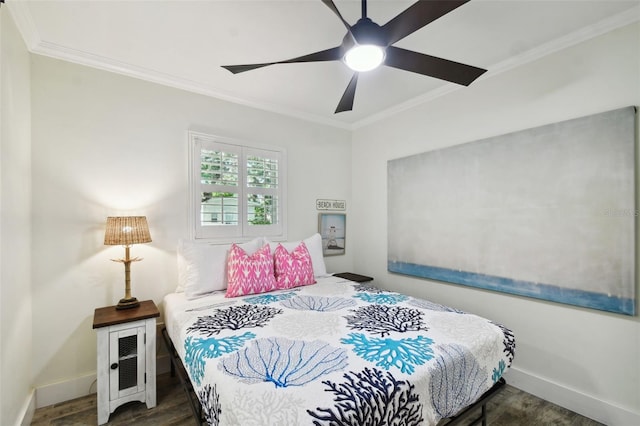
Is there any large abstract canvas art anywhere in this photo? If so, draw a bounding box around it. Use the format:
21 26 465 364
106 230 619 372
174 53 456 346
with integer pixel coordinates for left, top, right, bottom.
388 107 637 315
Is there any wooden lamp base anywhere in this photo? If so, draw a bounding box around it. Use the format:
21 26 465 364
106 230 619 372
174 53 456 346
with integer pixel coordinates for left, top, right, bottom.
113 245 142 310
116 297 140 310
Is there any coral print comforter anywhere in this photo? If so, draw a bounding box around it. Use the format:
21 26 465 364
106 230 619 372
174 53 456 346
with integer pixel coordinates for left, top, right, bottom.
164 276 515 426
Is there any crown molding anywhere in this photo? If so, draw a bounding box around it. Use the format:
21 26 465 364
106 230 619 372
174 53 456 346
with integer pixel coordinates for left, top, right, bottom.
32 39 353 130
6 0 352 130
6 0 41 50
351 4 640 130
7 1 639 131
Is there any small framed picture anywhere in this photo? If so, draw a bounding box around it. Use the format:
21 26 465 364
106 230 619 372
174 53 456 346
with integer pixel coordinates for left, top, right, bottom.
318 213 346 256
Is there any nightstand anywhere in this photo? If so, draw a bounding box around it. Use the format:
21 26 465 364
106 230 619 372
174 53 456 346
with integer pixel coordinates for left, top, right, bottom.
333 272 374 282
93 300 160 425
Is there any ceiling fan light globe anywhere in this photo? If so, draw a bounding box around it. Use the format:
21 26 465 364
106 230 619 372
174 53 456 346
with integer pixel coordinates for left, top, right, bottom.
344 45 385 72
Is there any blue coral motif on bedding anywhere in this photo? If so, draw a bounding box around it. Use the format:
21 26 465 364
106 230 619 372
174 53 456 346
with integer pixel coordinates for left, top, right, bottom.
352 282 384 293
492 360 506 383
219 337 348 388
344 305 427 336
408 298 465 313
353 292 409 304
341 333 434 374
243 291 298 305
307 367 424 425
429 344 488 418
187 305 282 336
184 332 256 385
280 295 357 311
198 384 221 426
492 322 516 364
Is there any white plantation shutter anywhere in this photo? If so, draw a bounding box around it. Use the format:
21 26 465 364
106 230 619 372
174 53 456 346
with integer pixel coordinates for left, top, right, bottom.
189 131 287 241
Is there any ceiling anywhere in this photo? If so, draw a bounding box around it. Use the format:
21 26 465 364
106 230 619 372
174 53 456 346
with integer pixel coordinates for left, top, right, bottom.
9 0 640 129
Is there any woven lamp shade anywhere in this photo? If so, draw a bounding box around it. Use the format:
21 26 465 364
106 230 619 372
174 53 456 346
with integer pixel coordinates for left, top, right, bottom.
104 216 152 246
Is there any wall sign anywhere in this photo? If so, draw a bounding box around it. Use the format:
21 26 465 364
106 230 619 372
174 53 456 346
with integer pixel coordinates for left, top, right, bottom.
316 199 346 211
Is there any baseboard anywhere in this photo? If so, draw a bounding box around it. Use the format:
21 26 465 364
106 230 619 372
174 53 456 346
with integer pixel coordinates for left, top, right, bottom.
504 367 640 426
34 354 172 409
16 389 36 426
35 372 97 409
33 358 638 425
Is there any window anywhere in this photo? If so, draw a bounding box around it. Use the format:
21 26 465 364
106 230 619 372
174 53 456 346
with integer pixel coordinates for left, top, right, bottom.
189 131 286 241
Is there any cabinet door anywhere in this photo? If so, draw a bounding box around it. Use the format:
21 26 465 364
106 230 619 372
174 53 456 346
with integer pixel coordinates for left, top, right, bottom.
109 325 146 399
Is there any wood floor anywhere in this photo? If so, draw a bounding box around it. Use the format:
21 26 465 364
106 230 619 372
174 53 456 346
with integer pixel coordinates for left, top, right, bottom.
31 372 604 426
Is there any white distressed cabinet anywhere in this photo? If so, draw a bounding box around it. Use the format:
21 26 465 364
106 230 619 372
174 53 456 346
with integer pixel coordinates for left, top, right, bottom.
93 300 159 425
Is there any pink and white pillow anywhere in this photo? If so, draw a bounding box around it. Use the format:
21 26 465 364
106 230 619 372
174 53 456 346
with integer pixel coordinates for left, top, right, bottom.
225 243 277 298
274 242 316 289
267 233 327 278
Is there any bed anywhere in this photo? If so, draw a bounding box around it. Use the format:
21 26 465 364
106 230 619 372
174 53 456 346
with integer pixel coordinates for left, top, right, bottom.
163 266 515 425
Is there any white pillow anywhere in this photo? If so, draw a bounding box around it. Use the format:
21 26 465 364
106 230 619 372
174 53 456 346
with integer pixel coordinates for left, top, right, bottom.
176 237 264 299
268 233 327 277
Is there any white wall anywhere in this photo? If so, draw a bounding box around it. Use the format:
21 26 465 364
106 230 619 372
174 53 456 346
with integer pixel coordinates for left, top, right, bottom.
352 22 640 425
11 8 640 425
0 8 33 426
29 54 353 402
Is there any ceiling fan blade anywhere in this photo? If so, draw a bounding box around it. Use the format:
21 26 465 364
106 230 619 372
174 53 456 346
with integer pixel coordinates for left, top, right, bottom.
222 46 343 74
320 0 352 31
384 46 486 86
382 0 471 45
335 73 359 113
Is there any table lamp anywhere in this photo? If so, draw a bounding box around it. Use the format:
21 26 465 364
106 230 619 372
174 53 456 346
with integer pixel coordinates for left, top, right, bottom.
104 216 152 309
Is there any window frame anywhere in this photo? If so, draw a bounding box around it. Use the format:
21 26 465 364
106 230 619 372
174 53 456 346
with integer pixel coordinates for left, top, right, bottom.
188 131 287 242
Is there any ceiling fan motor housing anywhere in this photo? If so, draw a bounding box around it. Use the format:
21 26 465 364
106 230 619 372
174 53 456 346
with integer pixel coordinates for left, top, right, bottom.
344 18 387 50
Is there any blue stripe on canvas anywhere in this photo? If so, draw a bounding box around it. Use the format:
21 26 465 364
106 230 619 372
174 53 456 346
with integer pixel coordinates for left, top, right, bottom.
388 261 636 316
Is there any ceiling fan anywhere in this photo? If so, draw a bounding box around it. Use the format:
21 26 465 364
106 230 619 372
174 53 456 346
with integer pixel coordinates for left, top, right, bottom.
222 0 487 114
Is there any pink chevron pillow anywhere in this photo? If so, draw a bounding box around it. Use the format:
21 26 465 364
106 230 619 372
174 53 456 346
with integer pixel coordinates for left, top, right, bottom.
274 242 316 289
225 243 277 298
